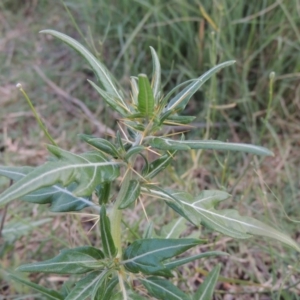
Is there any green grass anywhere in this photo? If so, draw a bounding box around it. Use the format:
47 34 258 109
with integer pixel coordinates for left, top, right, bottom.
1 0 300 299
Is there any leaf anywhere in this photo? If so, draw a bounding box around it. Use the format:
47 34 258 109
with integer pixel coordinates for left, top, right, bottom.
88 80 129 115
40 30 127 107
95 276 118 300
137 74 155 117
118 180 140 209
18 246 105 274
96 182 111 205
166 60 235 112
65 270 109 300
79 134 120 158
149 137 274 156
163 115 196 125
140 277 190 300
179 190 300 251
141 186 200 226
160 217 187 239
150 46 161 103
122 238 202 276
124 145 145 161
143 151 176 179
0 146 121 207
0 166 95 212
143 221 154 239
2 218 52 243
100 206 117 258
130 76 139 105
165 252 227 270
194 265 221 300
10 274 64 300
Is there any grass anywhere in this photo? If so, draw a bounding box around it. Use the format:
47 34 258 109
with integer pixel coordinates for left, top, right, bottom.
0 0 300 299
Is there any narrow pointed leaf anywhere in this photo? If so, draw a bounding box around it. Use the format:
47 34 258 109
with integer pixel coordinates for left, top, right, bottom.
10 274 64 300
143 151 176 179
100 206 117 257
118 180 140 209
137 74 155 117
194 265 221 300
96 182 111 205
123 238 202 276
40 30 126 107
160 217 186 239
130 76 139 105
96 276 118 300
166 60 235 112
141 186 200 226
124 145 145 161
141 277 190 300
3 218 52 243
65 270 108 300
0 147 121 207
178 190 300 251
91 270 113 300
150 46 161 103
88 80 129 115
165 252 227 270
149 137 274 156
163 115 196 125
0 166 95 212
79 134 120 158
18 246 104 274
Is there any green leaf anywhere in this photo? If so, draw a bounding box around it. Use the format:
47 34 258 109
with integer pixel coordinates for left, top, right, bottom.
65 270 109 300
96 182 111 205
10 274 64 300
116 131 126 152
149 137 274 156
141 186 199 226
0 146 121 207
143 151 176 179
40 30 127 108
124 145 145 161
143 221 154 239
194 265 221 300
122 238 202 276
130 76 139 105
95 276 118 300
100 206 117 258
137 74 155 117
160 217 187 239
18 246 104 274
166 60 235 112
79 134 120 158
165 252 227 270
163 115 196 125
140 277 190 300
2 218 52 243
118 180 140 209
150 46 161 103
179 190 300 251
0 166 94 212
88 80 129 115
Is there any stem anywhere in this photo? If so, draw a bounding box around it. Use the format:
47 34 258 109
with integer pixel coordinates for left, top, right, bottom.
16 83 57 146
110 168 131 258
118 270 128 300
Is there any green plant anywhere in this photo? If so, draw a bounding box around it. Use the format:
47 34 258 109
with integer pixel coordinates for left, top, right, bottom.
0 30 298 299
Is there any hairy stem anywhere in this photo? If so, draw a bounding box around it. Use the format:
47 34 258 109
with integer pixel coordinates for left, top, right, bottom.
110 168 131 258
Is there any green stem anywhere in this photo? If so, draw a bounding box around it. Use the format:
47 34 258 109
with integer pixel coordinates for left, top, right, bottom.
110 168 131 258
16 83 57 146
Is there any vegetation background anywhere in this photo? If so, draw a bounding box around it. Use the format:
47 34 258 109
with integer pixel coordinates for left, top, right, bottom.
0 0 300 299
